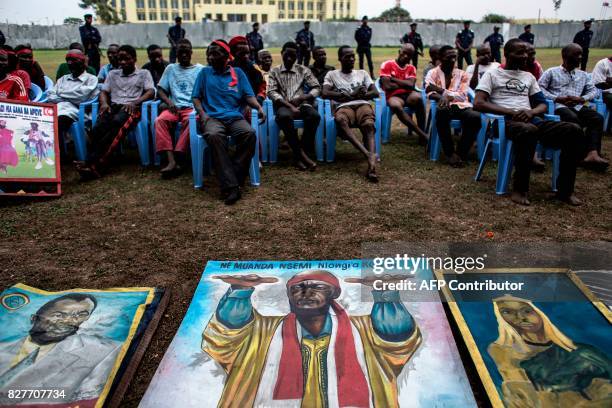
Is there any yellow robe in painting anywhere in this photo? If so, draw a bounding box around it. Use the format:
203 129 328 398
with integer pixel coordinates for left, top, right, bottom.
202 309 421 408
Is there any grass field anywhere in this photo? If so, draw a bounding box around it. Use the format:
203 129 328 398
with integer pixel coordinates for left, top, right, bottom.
1 47 612 406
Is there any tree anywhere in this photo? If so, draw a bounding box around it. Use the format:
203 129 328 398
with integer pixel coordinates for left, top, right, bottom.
481 13 511 24
78 0 123 24
373 7 412 22
553 0 562 11
63 17 84 25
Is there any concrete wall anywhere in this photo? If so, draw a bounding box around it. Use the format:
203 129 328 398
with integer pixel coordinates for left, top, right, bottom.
2 21 612 49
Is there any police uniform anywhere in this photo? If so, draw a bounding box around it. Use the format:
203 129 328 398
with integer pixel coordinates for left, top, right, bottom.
296 29 315 66
355 24 374 76
246 31 264 62
402 31 424 68
456 29 474 69
79 24 101 74
518 32 535 45
484 32 504 63
573 28 593 71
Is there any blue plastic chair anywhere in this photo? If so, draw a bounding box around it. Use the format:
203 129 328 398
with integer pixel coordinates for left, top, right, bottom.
375 78 426 144
188 110 261 189
265 98 325 163
427 88 476 161
474 113 561 195
29 83 44 102
43 76 54 91
323 98 383 162
69 97 151 166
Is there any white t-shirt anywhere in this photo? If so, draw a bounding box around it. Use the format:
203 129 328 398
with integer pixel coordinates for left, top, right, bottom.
476 68 540 111
323 69 374 109
591 58 612 94
465 62 500 82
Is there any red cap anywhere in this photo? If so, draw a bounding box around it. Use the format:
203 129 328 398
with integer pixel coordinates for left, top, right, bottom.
286 270 340 290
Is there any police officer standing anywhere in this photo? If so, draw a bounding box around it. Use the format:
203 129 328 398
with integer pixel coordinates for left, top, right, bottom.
355 16 374 78
484 26 504 63
455 20 474 69
401 22 424 68
519 24 535 44
247 22 264 63
167 16 186 63
79 14 101 74
574 19 594 71
296 21 315 66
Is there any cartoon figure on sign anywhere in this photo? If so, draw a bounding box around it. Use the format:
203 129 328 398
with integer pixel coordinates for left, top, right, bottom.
0 120 18 174
488 295 612 407
0 294 122 404
202 270 422 408
24 122 54 170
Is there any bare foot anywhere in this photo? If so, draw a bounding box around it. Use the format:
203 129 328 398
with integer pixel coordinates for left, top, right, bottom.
160 162 176 173
511 191 530 206
300 151 317 171
555 194 582 206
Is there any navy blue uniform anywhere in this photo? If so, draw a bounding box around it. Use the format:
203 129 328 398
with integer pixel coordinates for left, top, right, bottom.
168 25 186 63
355 25 374 76
402 31 424 68
573 29 594 71
456 29 474 69
484 32 504 63
519 32 535 45
295 29 315 66
246 31 264 62
79 24 102 73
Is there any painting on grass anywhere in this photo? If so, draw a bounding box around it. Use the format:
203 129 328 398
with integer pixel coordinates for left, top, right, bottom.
435 268 612 407
0 100 60 196
141 260 476 407
0 283 160 408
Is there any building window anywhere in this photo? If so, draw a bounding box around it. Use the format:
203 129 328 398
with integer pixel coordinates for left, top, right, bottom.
215 0 221 3
172 0 179 7
203 0 210 2
246 0 252 3
160 0 167 7
307 2 313 10
307 13 313 18
183 0 189 7
137 11 146 20
236 0 243 4
262 13 267 23
347 1 350 10
111 0 116 6
216 13 223 20
148 0 156 7
227 13 246 21
205 13 212 18
279 1 284 9
289 13 294 19
288 2 294 10
250 13 257 21
149 11 157 20
225 0 232 4
161 11 169 19
298 1 303 10
256 0 262 4
279 12 284 18
317 2 322 10
268 0 274 4
136 0 145 8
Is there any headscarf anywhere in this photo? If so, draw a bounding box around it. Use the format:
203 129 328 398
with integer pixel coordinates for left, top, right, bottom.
209 39 237 87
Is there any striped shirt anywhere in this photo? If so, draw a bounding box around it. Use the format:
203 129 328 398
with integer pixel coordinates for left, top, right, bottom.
538 66 598 110
425 66 472 108
0 74 28 101
267 64 320 104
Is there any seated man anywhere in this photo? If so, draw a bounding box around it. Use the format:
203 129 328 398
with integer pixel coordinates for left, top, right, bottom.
379 43 428 144
192 39 265 205
154 39 203 177
322 45 380 182
309 46 335 87
466 43 500 89
422 44 441 86
97 44 120 83
426 45 482 166
474 39 583 206
2 45 31 93
255 49 273 85
539 43 608 171
142 44 169 87
46 50 99 156
75 45 154 180
0 50 28 101
14 45 46 89
55 43 97 80
229 36 266 103
592 56 612 111
268 41 321 170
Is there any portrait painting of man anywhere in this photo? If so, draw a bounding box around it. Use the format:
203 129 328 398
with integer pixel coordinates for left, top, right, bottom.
0 284 156 407
141 260 476 407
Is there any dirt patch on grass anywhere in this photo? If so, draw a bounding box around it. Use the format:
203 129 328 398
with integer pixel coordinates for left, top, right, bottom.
1 124 611 405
